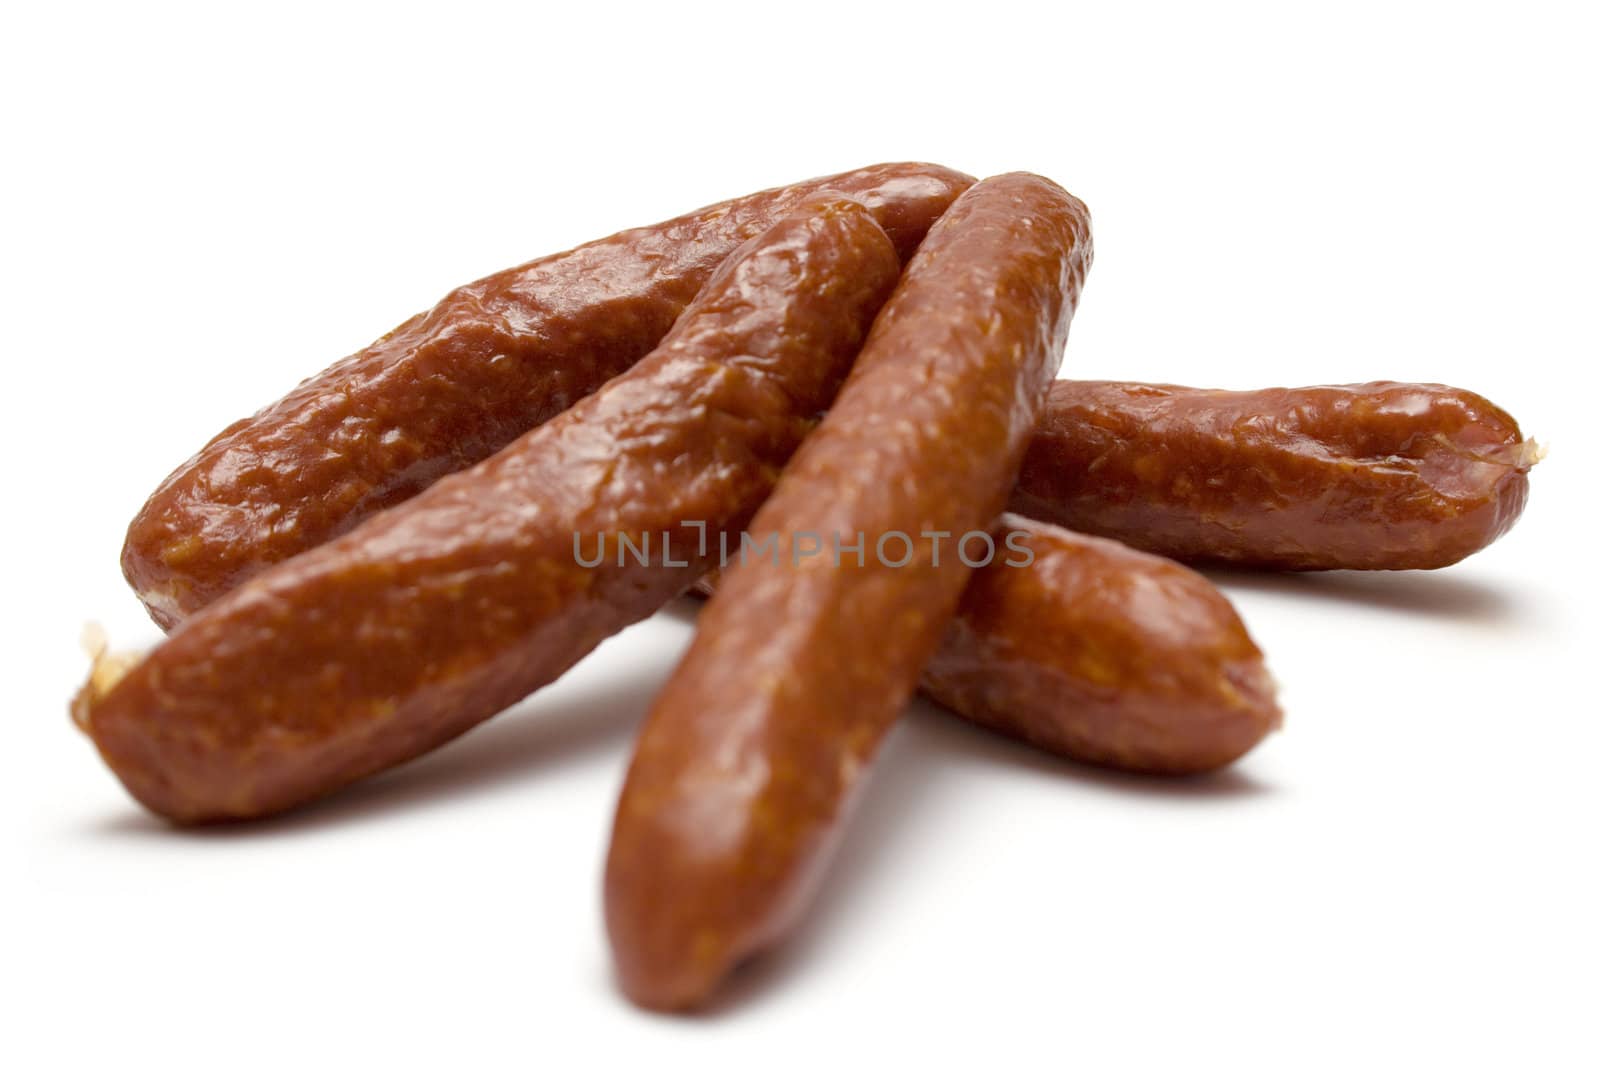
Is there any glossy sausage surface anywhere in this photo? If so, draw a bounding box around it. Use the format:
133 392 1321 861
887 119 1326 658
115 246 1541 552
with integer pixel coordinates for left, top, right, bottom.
123 163 972 628
606 173 1094 1010
76 197 902 823
921 514 1280 773
1013 381 1536 570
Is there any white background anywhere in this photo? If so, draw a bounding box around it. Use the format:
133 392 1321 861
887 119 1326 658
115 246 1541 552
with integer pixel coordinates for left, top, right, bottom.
4 2 1596 1085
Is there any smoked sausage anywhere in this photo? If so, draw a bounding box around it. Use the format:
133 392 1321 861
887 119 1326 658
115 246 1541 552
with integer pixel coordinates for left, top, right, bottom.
605 173 1094 1010
75 197 902 823
1012 380 1536 570
122 163 972 629
920 514 1280 773
689 511 1280 773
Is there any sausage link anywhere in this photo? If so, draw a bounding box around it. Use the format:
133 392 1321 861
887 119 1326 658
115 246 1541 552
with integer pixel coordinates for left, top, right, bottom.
74 197 902 823
605 173 1094 1010
690 512 1281 775
920 514 1280 773
1013 380 1537 570
122 163 972 629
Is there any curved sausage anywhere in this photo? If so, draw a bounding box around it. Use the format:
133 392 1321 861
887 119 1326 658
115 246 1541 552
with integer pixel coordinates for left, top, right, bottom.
920 514 1280 773
605 173 1094 1010
74 196 902 823
1012 380 1537 570
122 163 973 629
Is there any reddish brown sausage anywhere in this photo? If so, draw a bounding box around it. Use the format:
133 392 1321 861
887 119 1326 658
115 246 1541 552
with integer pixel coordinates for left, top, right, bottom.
691 511 1280 773
1012 380 1536 570
920 514 1280 773
605 173 1094 1011
122 163 972 629
74 197 902 823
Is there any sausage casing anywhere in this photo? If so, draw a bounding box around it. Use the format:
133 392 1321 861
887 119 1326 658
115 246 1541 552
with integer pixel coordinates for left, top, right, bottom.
1012 380 1536 570
605 173 1094 1010
122 163 972 629
920 514 1280 773
75 197 902 823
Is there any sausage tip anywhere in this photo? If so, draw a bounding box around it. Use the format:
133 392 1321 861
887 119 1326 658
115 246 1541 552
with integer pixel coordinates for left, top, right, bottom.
71 623 142 736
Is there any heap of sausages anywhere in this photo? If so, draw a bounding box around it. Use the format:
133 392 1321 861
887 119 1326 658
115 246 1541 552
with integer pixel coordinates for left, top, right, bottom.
73 163 1537 1011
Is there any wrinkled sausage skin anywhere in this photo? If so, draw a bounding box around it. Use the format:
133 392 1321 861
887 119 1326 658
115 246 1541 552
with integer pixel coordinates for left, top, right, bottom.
1012 381 1536 570
921 514 1280 773
122 163 972 629
606 174 1094 1011
75 198 902 824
